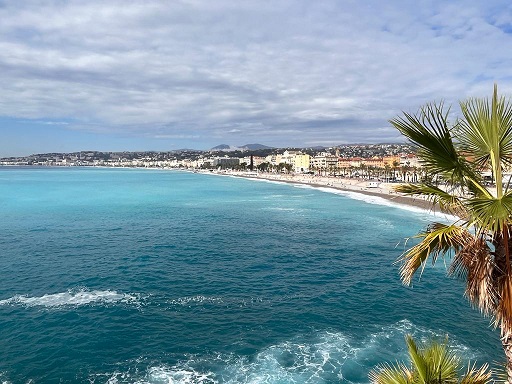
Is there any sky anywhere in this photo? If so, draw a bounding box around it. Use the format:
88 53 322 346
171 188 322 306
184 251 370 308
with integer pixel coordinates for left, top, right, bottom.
2 0 512 156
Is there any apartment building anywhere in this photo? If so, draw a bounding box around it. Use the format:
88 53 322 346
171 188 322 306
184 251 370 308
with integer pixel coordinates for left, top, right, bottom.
311 152 338 169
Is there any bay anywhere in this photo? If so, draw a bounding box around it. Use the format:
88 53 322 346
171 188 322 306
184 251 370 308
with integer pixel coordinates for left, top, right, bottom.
0 167 501 383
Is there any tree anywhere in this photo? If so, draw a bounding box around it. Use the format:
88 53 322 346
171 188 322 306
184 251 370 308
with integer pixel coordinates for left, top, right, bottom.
369 335 491 384
384 164 391 182
276 162 285 173
401 164 411 182
390 84 512 382
257 162 271 172
392 160 401 181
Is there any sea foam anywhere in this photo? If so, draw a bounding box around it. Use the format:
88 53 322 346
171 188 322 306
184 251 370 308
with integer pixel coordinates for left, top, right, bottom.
296 184 458 221
92 320 477 384
168 295 224 306
0 289 141 308
238 174 457 221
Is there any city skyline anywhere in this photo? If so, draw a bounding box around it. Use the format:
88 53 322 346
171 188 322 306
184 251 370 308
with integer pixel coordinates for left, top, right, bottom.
2 0 512 156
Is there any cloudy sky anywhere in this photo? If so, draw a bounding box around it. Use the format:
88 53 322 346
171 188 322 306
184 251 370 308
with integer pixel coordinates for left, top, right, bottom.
1 0 512 156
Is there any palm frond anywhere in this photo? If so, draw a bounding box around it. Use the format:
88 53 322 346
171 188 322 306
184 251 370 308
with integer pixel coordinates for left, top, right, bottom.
491 361 508 384
370 335 492 384
497 95 512 170
419 336 459 384
457 97 493 169
459 362 492 384
394 183 467 217
399 223 472 285
368 362 413 384
458 84 512 173
449 238 496 315
391 85 512 382
465 178 492 200
495 273 512 337
390 102 484 193
466 193 512 234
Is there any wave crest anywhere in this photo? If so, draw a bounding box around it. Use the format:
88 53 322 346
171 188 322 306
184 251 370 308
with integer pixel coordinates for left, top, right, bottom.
0 289 141 308
91 320 478 384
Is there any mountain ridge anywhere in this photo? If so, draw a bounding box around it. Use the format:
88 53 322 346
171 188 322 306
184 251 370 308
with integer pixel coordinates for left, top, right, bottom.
210 143 273 151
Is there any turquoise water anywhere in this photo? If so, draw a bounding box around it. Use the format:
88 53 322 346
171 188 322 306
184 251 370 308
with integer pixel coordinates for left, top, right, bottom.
0 167 502 383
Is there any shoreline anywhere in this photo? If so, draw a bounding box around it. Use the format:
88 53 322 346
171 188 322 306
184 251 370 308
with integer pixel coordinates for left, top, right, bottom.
0 165 439 213
212 171 439 213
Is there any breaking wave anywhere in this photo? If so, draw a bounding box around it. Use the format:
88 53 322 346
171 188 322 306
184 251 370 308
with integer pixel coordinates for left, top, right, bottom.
0 288 142 308
91 320 479 384
301 185 457 221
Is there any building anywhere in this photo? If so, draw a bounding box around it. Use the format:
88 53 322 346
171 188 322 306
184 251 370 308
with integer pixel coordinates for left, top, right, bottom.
212 157 240 169
241 156 266 168
400 154 420 168
383 155 401 167
293 153 310 173
279 150 300 165
311 153 338 171
264 154 279 166
361 157 385 168
277 151 311 173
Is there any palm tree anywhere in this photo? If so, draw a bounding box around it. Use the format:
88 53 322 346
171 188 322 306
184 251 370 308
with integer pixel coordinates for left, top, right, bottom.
390 84 512 382
384 164 392 182
393 160 401 181
369 335 491 384
284 163 293 174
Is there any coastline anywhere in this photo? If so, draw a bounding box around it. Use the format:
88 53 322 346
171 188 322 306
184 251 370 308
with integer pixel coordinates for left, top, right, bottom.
0 165 439 213
211 171 439 213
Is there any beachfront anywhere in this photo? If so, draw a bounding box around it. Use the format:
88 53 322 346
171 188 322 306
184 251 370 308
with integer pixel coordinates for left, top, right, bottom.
210 170 436 211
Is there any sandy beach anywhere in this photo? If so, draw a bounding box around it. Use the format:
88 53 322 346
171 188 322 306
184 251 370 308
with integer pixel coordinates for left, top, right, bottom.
213 171 438 212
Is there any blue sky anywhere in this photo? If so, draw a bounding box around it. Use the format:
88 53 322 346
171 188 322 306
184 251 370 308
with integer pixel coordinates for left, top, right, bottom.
1 0 512 156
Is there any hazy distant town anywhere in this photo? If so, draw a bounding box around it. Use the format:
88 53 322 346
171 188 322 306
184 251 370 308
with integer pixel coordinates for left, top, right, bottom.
0 143 420 179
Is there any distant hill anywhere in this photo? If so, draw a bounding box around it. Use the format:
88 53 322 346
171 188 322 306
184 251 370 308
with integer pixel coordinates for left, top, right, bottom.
210 143 272 151
309 146 327 150
210 144 231 150
239 143 272 150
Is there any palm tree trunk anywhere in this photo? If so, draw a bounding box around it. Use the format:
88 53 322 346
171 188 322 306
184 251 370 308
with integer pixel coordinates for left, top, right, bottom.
497 231 512 383
502 336 512 383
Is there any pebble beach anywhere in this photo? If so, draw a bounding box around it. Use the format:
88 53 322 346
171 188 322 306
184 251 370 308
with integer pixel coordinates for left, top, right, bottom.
218 171 437 212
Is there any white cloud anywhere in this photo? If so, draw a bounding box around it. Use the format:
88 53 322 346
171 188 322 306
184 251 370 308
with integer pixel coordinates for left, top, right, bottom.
0 0 511 150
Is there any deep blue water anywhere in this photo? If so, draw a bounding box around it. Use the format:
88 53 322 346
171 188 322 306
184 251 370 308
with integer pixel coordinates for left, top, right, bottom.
0 167 502 383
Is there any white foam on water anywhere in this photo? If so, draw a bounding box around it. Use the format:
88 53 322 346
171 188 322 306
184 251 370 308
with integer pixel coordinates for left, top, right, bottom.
0 372 12 384
168 296 224 306
233 177 284 186
263 194 286 198
223 332 351 383
0 371 15 384
0 288 141 308
90 320 481 384
355 319 480 372
212 174 459 222
142 366 216 384
295 184 458 222
262 207 297 211
242 175 456 221
93 366 218 384
92 333 351 383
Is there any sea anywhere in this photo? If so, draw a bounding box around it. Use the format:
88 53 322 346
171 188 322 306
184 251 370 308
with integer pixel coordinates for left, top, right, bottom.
0 167 502 383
